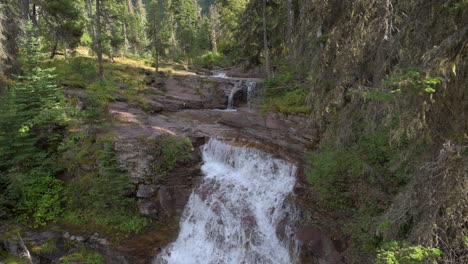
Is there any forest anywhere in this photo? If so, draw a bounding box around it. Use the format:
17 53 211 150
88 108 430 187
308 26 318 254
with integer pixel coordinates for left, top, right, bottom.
0 0 467 263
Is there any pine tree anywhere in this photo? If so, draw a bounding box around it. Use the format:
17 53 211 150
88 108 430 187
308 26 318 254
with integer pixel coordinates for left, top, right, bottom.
0 22 68 223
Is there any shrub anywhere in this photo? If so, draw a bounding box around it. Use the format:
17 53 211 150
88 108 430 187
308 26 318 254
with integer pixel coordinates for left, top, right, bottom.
194 52 229 69
307 147 363 208
384 68 443 95
151 136 193 175
261 71 311 114
377 241 442 264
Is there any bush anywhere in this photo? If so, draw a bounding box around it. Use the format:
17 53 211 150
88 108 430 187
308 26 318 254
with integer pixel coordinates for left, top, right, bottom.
150 136 193 175
377 241 442 264
18 173 64 227
307 147 363 208
61 134 151 235
384 68 443 95
261 71 311 114
194 52 229 69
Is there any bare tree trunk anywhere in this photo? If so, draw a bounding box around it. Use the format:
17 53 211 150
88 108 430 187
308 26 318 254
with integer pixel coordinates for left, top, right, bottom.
154 48 159 78
50 38 58 59
209 5 219 53
287 0 294 65
95 0 104 79
87 0 97 51
123 21 129 56
383 0 392 41
262 0 271 79
17 233 33 264
21 0 30 21
127 0 134 14
32 4 38 28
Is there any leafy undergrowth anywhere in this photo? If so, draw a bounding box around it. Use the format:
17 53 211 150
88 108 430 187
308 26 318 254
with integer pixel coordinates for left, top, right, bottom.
0 249 27 264
260 71 311 115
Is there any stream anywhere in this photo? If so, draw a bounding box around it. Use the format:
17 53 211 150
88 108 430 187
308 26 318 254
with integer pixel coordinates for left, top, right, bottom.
154 139 300 264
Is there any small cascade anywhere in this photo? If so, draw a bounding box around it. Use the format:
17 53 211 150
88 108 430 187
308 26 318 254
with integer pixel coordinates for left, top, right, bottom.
213 72 228 78
154 139 300 264
245 81 257 108
227 82 243 110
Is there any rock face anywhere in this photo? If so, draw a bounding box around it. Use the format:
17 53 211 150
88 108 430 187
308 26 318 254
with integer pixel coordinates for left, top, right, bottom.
143 73 263 112
114 134 202 220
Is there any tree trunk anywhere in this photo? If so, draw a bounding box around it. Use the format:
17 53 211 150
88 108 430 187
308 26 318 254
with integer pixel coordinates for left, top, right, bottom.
95 0 104 79
154 48 159 78
63 47 68 60
123 21 129 56
383 0 392 41
287 0 294 65
209 5 218 53
32 4 38 28
21 0 30 21
127 0 134 14
262 0 271 79
49 38 58 59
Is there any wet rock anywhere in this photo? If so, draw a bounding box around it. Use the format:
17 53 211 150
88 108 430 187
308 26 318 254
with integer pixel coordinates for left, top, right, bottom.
297 225 344 264
136 184 156 198
138 201 159 217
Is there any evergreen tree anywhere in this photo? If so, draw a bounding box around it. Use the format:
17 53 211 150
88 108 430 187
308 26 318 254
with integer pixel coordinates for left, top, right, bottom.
0 22 68 223
173 0 198 56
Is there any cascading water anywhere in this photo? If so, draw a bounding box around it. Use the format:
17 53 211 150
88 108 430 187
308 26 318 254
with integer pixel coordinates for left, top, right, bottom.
245 81 257 109
154 139 300 264
227 82 243 110
213 72 228 78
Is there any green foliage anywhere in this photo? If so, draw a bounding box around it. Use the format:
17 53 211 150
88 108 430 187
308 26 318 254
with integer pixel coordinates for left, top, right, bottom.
0 249 27 264
384 69 443 95
80 33 93 46
60 133 151 235
31 238 59 255
61 248 104 264
261 71 311 115
151 136 193 175
307 147 363 208
0 22 69 224
194 51 229 69
15 172 64 227
359 91 394 102
377 241 442 264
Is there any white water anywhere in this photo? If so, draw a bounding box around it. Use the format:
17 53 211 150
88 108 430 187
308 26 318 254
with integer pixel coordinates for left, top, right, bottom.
245 81 257 109
154 139 300 264
227 82 243 109
213 72 228 78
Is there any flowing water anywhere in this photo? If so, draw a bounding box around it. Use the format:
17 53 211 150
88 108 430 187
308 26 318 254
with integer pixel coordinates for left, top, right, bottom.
245 81 257 109
154 139 300 264
227 82 243 110
213 72 228 78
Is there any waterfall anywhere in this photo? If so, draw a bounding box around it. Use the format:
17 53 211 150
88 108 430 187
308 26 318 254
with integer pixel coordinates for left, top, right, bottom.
213 72 228 78
246 81 257 109
154 139 300 264
227 82 243 110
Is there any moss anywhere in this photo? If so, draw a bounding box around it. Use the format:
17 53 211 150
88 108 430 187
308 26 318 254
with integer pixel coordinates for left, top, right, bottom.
31 238 58 255
61 248 104 264
0 250 27 264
